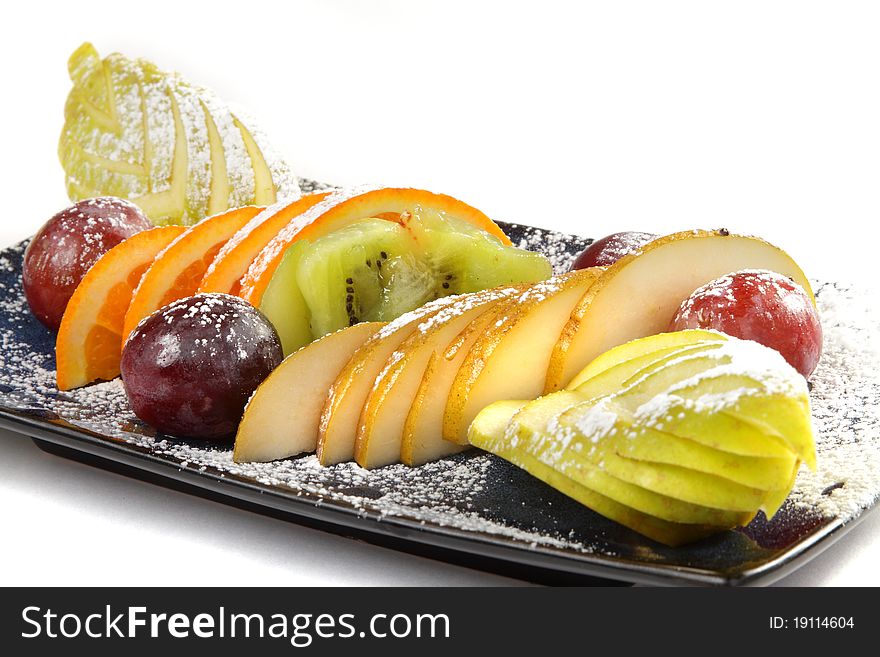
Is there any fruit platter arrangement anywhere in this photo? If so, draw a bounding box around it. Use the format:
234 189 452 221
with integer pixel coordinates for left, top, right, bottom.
1 43 879 584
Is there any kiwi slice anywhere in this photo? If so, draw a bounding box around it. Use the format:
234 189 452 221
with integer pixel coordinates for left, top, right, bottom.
296 219 414 337
295 209 551 340
414 209 552 292
259 241 313 355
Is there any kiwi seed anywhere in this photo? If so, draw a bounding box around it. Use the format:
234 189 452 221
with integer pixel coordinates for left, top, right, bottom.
346 277 353 284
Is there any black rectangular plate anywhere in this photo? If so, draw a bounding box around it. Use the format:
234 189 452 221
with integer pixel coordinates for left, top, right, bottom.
1 218 877 586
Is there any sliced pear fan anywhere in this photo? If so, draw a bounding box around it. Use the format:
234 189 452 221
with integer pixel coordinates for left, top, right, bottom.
59 43 299 226
469 329 816 546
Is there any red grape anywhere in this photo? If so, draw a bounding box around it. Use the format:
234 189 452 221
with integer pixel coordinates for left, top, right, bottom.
570 231 657 270
23 197 152 330
120 293 283 440
669 269 822 378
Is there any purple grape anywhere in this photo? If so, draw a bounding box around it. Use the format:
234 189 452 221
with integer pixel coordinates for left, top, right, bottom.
570 231 657 270
23 197 152 330
670 270 822 378
120 293 283 439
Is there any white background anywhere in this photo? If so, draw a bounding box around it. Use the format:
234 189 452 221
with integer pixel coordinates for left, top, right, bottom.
0 0 878 586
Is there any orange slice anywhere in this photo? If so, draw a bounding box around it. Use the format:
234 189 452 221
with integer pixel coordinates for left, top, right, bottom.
56 226 186 390
239 186 511 306
121 205 263 345
198 192 329 296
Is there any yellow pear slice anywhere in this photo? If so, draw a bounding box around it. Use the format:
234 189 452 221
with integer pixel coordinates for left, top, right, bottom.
573 341 727 401
566 328 725 390
558 400 797 491
443 268 601 445
545 230 815 392
355 287 520 469
233 322 383 463
617 350 815 466
468 400 724 546
496 393 753 525
402 295 519 465
233 116 277 205
317 297 460 465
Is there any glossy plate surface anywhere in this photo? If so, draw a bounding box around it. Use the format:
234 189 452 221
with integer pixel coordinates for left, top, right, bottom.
1 211 877 585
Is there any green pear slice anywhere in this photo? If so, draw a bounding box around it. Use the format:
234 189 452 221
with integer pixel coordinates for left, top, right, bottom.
555 397 798 515
443 268 601 445
532 394 766 512
234 322 384 463
759 461 801 517
566 329 725 390
621 394 795 459
602 339 811 461
201 99 231 216
558 400 796 490
721 395 815 469
495 393 753 525
597 452 766 513
468 400 728 546
317 296 460 465
656 373 815 467
232 116 277 205
355 288 519 469
545 230 815 392
573 341 726 401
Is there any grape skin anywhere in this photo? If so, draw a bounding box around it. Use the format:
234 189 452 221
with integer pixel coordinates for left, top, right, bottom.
570 231 657 270
670 269 822 378
121 293 283 439
22 197 151 330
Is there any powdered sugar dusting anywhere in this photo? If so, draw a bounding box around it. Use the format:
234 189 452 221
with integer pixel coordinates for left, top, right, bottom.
514 225 592 274
1 227 878 562
630 337 807 423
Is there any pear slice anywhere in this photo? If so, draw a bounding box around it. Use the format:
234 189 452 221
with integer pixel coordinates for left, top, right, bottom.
232 116 277 205
200 100 231 216
588 337 812 461
233 322 384 463
402 295 518 463
537 397 768 513
558 400 797 490
317 296 460 465
469 330 814 544
468 400 726 546
597 451 766 513
616 345 815 465
566 329 725 390
443 268 601 445
572 341 727 401
492 393 753 525
356 287 520 469
666 374 816 466
545 229 815 392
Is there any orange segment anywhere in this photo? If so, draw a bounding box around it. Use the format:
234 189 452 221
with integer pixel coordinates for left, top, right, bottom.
239 186 511 306
121 205 263 344
198 192 329 296
56 226 186 390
